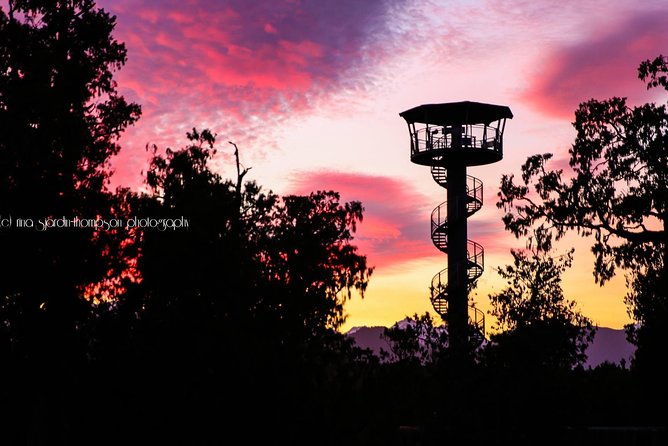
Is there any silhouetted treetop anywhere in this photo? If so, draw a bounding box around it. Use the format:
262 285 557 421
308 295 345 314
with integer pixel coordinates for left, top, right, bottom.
257 190 373 331
129 129 373 341
499 57 667 283
498 56 667 372
0 0 139 351
1 0 140 196
486 227 594 370
381 312 449 366
639 54 668 90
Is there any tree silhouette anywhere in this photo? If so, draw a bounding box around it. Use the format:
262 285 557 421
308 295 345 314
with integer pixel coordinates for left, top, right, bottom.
131 129 373 339
381 312 449 366
484 227 594 370
91 129 376 441
0 1 139 441
0 0 140 334
498 55 667 372
254 190 373 335
0 0 140 443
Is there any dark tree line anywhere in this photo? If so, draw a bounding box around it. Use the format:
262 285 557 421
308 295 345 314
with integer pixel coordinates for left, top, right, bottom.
1 1 666 444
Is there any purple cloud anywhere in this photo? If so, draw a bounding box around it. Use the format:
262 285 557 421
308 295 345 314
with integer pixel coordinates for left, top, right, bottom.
96 0 414 187
287 170 437 270
522 9 668 118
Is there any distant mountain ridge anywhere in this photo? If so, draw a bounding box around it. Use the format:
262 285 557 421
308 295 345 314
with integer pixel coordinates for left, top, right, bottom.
584 327 635 368
347 325 635 368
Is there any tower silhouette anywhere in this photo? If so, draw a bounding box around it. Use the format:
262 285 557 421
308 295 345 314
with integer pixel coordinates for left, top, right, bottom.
400 101 513 355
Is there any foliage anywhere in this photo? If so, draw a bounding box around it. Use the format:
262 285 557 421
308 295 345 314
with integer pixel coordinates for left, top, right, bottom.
0 2 140 441
121 129 373 345
497 55 667 369
254 190 373 333
92 130 375 441
0 0 139 354
381 312 449 365
485 228 594 369
639 54 668 90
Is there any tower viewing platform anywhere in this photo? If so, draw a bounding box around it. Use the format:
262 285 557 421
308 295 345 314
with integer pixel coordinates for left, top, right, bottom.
401 101 512 167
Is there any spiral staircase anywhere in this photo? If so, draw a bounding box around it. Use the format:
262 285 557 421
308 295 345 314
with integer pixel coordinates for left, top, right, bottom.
400 101 513 353
428 166 486 345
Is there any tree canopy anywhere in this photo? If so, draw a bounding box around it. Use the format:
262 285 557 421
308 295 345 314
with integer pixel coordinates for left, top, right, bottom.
129 129 373 338
485 228 594 370
0 0 140 357
381 312 449 366
498 55 668 371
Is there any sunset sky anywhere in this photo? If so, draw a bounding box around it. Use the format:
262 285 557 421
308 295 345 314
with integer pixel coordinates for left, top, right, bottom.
100 0 668 333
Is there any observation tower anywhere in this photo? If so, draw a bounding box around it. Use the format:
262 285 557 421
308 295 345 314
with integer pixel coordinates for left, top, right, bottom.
400 101 513 355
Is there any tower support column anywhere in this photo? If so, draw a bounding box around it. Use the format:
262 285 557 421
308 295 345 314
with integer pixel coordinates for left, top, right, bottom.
446 163 468 356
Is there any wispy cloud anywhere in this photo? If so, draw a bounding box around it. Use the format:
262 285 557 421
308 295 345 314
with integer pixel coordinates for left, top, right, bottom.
288 170 436 271
522 9 668 118
98 0 417 187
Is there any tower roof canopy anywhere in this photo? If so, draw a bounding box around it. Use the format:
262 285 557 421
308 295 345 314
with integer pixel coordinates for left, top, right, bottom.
399 101 513 126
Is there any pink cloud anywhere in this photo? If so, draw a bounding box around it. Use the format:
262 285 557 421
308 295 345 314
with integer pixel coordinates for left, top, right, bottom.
136 7 159 24
288 171 436 271
523 10 668 118
166 11 195 25
94 0 412 189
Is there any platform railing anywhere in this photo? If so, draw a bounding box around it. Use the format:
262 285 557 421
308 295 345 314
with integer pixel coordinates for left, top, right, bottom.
412 123 502 156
